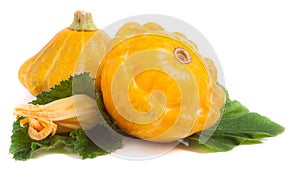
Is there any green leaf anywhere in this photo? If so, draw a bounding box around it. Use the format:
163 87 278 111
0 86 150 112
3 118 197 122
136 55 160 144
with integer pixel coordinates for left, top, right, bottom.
95 91 125 133
72 73 96 97
9 117 34 160
31 72 95 105
184 87 285 152
70 127 122 159
216 112 284 138
11 73 122 160
70 128 108 159
9 117 73 160
10 116 122 161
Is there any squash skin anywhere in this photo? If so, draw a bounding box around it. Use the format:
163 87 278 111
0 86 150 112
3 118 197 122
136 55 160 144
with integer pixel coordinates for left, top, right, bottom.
19 11 110 96
96 22 225 142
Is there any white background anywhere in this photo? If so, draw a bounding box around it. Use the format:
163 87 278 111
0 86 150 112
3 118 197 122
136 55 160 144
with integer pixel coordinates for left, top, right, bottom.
1 0 299 170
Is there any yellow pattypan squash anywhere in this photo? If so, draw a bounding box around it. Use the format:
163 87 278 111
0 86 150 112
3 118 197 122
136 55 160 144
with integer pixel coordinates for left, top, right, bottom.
19 11 110 96
96 22 226 142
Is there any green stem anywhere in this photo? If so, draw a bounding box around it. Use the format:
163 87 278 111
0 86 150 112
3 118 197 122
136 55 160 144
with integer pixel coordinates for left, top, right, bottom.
69 10 97 31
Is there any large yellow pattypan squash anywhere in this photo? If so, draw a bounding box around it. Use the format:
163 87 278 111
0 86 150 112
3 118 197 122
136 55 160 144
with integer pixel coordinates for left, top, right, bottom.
96 22 225 142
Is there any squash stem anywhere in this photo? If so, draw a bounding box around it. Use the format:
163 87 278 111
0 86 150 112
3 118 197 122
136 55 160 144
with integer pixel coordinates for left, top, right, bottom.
69 10 98 31
174 47 191 64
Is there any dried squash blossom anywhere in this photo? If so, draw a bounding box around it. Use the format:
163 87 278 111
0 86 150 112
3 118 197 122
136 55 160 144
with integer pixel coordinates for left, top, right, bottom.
14 94 98 140
96 22 226 142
